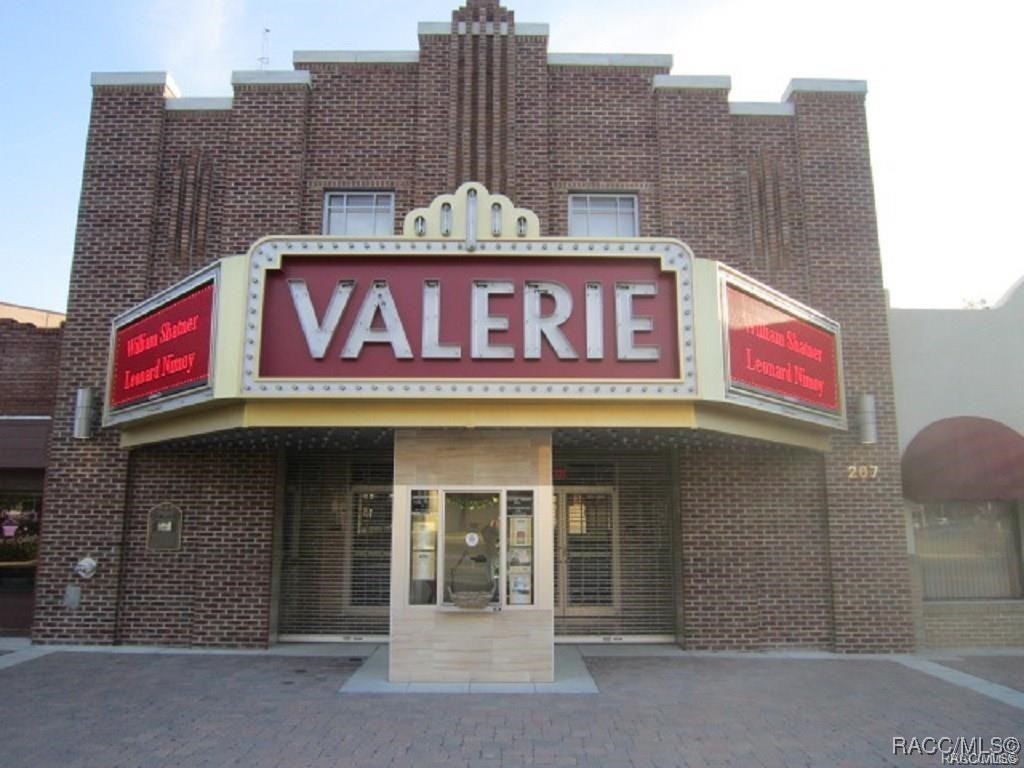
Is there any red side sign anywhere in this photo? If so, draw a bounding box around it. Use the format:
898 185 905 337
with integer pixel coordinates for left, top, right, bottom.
726 284 839 413
110 283 214 408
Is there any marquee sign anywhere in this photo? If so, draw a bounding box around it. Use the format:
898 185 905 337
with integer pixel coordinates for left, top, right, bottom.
107 269 217 416
246 242 696 398
259 255 681 380
102 185 848 437
722 269 842 420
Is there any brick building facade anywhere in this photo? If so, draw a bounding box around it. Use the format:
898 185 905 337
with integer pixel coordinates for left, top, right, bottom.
33 0 915 661
0 309 63 633
891 284 1024 648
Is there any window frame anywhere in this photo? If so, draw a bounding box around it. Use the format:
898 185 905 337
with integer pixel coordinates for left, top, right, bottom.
407 487 537 610
567 193 639 238
321 191 396 236
912 500 1024 601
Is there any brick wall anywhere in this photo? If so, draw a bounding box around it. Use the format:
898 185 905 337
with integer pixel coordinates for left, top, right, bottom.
300 62 418 231
548 64 666 235
34 81 170 644
677 441 833 650
0 320 62 416
152 110 231 286
37 1 915 650
730 113 808 296
220 81 311 255
117 448 277 647
792 89 914 652
920 599 1024 649
653 86 737 260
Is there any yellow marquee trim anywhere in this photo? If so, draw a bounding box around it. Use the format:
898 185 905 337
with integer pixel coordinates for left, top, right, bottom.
117 397 830 452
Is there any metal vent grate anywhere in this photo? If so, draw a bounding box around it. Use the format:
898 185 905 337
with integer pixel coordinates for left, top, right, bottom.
278 450 393 636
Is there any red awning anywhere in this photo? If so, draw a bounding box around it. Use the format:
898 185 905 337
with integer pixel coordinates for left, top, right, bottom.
902 416 1024 501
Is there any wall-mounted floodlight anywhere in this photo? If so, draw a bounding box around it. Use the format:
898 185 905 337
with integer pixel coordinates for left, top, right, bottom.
858 393 878 445
72 387 94 439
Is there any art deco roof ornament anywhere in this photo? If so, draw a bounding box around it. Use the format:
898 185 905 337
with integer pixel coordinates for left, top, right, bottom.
403 181 540 250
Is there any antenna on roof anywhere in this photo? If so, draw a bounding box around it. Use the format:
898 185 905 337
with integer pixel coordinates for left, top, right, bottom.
258 27 271 69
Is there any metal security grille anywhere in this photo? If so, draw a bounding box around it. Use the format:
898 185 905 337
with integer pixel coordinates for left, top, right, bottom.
553 452 676 637
278 451 393 637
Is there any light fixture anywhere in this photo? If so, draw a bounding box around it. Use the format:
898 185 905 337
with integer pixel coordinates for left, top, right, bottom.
858 393 878 445
73 387 94 439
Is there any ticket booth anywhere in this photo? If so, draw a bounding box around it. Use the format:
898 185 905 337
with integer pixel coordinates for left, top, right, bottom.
389 429 554 683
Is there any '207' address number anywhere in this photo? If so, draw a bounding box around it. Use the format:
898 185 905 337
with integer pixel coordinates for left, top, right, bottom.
847 465 879 479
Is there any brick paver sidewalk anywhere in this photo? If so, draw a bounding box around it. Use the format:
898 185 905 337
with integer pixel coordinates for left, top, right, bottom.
1 650 1020 767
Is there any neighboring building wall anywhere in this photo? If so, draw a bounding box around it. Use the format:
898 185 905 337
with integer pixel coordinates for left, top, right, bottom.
890 279 1024 453
0 319 63 417
0 316 62 475
0 314 62 635
921 602 1024 649
891 281 1024 649
35 1 911 650
0 303 65 330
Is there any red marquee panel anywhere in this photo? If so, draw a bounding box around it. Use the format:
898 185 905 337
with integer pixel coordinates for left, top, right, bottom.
110 282 214 408
258 255 681 381
726 284 840 413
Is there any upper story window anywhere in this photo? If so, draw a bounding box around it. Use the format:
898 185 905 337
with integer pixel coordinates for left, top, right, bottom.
568 194 638 237
323 192 395 236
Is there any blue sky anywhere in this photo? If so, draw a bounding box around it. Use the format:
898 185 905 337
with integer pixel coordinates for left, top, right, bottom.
2 0 1021 311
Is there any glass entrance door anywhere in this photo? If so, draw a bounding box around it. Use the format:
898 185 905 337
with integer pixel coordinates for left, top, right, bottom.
553 487 618 616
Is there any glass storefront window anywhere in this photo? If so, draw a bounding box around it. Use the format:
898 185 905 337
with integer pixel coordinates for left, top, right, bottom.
912 501 1023 600
444 493 500 607
506 491 534 606
0 492 42 538
407 489 536 609
0 491 42 563
409 490 439 605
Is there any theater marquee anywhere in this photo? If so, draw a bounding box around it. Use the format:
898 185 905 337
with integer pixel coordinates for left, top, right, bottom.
242 182 697 399
102 184 847 440
249 249 694 397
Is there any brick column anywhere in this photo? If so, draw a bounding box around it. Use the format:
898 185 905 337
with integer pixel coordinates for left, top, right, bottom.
654 77 738 261
219 72 311 254
507 32 549 229
34 73 173 644
789 80 915 652
414 31 455 200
